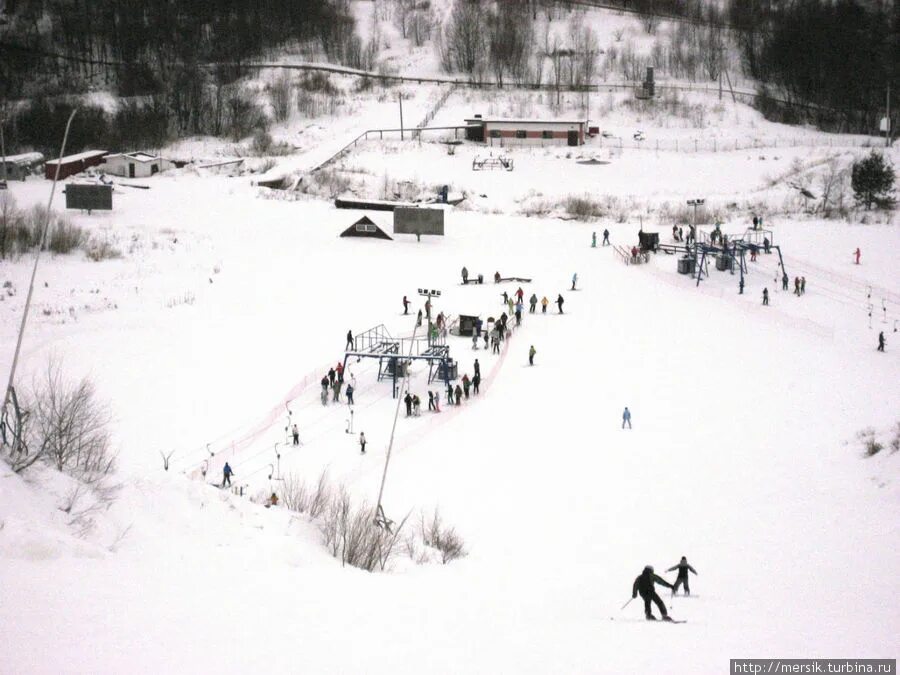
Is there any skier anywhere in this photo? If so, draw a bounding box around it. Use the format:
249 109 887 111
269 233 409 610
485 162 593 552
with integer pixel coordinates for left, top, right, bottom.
359 432 366 454
752 215 759 229
462 374 471 399
292 424 300 446
462 266 469 284
592 231 597 248
404 392 413 417
472 333 479 350
454 384 463 405
474 359 481 378
800 276 806 295
854 247 861 265
541 296 549 314
502 290 509 305
762 287 769 306
516 287 524 304
345 330 353 351
529 345 536 366
877 331 885 352
763 236 770 254
320 376 329 405
472 372 481 395
494 271 501 283
556 294 564 314
602 229 610 246
332 379 342 403
782 273 789 291
492 332 500 354
267 492 279 508
632 565 675 621
428 390 435 411
794 277 800 295
571 273 578 291
403 295 410 314
416 309 423 327
483 330 489 349
529 293 538 313
336 361 344 383
346 383 355 406
222 462 234 488
622 406 632 429
667 557 698 596
446 383 454 406
434 391 441 412
515 306 522 327
412 394 421 416
328 367 336 386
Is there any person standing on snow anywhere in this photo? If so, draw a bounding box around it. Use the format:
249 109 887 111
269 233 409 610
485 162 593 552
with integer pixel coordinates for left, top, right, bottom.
877 331 885 352
541 296 549 314
854 248 861 265
556 294 565 314
602 229 610 246
762 288 769 306
462 374 471 399
461 266 469 284
800 276 806 295
332 379 342 403
416 309 423 327
336 362 344 383
428 391 435 411
403 295 410 314
516 287 524 304
622 406 632 429
472 372 481 395
474 359 481 379
345 330 353 351
632 565 675 621
222 462 234 488
668 557 698 596
434 391 441 412
529 293 538 313
292 424 300 446
412 394 421 416
528 345 536 366
328 367 336 386
782 272 789 291
454 384 463 405
359 432 366 454
346 383 355 406
592 232 597 248
320 376 329 405
571 273 578 290
404 392 413 417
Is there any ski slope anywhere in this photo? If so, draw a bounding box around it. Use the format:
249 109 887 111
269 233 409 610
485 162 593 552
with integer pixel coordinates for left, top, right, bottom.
0 159 897 672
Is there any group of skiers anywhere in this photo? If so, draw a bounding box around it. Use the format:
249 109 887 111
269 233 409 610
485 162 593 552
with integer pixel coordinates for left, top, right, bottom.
631 557 699 621
320 361 356 407
402 358 485 416
591 229 612 247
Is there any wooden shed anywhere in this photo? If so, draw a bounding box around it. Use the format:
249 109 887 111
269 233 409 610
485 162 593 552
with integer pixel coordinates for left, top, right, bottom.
44 150 108 180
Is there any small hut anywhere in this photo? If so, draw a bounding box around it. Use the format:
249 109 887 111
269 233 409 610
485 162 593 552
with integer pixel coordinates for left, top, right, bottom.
340 215 392 240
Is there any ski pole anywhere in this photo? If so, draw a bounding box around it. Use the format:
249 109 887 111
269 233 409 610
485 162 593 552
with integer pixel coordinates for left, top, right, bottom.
620 597 634 611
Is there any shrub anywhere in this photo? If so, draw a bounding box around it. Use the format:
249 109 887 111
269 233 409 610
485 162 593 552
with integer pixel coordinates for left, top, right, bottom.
48 219 86 254
83 236 123 262
225 87 269 141
421 509 466 564
857 427 883 457
268 73 293 123
564 195 604 221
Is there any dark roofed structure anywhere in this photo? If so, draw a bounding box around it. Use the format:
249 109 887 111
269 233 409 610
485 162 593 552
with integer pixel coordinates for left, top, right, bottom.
340 215 392 240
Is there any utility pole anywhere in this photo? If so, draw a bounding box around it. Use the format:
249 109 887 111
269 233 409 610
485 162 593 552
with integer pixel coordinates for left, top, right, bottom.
399 93 404 141
886 82 891 149
0 110 7 186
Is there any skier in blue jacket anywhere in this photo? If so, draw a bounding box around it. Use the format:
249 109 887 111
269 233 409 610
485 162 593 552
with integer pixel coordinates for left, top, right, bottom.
222 462 234 488
622 406 632 429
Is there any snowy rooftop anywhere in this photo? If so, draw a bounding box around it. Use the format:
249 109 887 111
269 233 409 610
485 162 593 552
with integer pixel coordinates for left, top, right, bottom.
45 150 108 165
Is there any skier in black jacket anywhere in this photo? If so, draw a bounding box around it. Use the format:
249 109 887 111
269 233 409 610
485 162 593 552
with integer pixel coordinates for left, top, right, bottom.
632 565 675 621
667 557 698 596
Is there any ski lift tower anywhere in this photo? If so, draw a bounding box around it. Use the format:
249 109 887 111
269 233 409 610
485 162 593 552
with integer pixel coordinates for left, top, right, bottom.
418 287 441 321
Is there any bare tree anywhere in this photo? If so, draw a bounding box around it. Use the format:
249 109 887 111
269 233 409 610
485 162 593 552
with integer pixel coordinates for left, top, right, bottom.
30 360 116 480
487 0 534 87
268 72 293 123
439 0 485 76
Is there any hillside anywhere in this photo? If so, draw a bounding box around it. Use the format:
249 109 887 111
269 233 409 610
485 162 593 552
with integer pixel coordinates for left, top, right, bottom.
1 2 899 674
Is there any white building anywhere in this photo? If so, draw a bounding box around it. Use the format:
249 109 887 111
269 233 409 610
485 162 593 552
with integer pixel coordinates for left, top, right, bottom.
101 152 172 178
464 116 587 147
